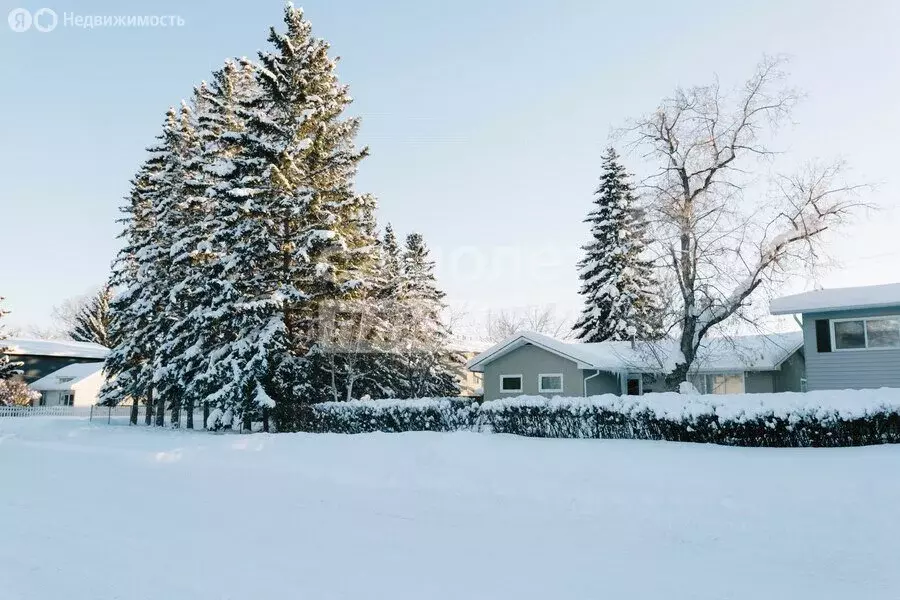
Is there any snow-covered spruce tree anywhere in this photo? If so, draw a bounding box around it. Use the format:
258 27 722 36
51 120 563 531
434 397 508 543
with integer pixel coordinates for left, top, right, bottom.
101 109 185 424
208 4 379 427
156 61 262 430
68 284 114 347
0 298 23 380
391 233 461 399
101 161 162 421
573 147 662 343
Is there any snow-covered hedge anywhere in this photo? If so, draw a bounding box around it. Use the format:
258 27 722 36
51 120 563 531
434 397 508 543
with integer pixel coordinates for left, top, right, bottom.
289 389 900 446
292 397 480 434
480 389 900 447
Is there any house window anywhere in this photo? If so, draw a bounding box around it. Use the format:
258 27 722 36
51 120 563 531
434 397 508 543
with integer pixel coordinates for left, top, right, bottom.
538 373 563 393
59 393 74 406
708 374 745 395
500 375 523 393
832 317 900 351
626 377 642 396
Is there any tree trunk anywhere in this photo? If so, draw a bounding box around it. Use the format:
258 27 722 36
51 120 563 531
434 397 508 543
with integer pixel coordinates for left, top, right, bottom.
262 407 269 433
129 397 139 426
171 393 181 429
203 401 209 430
186 398 194 430
155 389 166 427
144 388 153 426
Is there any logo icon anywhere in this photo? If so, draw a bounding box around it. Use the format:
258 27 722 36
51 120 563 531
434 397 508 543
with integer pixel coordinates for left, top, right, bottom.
33 7 57 32
8 8 32 32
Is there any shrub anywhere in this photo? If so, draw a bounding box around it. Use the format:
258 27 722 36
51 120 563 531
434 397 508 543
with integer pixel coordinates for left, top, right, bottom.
0 378 39 407
479 391 900 447
275 389 900 447
288 397 480 434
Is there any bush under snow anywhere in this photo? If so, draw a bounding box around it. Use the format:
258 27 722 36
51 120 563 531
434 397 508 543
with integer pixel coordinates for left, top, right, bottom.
292 397 480 434
290 389 900 447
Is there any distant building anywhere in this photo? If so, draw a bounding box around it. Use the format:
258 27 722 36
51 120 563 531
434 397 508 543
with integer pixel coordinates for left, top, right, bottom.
1 338 109 384
467 331 805 401
29 362 106 406
770 282 900 391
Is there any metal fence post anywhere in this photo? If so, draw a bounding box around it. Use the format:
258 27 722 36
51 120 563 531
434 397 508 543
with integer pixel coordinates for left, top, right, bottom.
108 405 112 425
89 405 94 422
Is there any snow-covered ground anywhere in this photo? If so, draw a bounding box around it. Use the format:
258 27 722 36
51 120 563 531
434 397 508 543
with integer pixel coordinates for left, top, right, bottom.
2 418 899 600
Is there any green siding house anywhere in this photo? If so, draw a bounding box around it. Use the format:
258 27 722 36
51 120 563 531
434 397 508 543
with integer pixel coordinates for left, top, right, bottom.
770 283 900 391
468 331 805 402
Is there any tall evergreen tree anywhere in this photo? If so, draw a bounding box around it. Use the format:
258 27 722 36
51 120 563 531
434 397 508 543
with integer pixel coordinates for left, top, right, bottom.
68 284 114 347
573 147 662 343
101 109 185 424
0 298 22 380
158 61 262 429
392 233 461 398
203 3 379 425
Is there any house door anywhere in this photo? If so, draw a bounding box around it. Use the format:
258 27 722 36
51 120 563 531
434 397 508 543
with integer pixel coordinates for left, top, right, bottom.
626 377 641 396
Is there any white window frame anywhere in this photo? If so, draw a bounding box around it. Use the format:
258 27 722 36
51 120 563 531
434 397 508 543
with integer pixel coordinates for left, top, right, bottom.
499 374 523 394
830 315 900 352
538 373 564 394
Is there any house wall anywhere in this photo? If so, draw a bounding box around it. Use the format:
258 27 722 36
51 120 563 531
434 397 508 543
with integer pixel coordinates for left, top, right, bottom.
73 373 104 406
482 344 584 401
582 370 621 396
745 372 775 393
5 355 104 384
802 307 900 391
775 349 806 392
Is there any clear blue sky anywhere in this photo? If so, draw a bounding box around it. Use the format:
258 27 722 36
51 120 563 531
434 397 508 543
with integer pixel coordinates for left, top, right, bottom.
1 0 899 333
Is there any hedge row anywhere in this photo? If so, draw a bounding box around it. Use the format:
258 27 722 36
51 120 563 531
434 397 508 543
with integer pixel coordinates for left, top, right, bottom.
290 397 480 434
287 390 900 447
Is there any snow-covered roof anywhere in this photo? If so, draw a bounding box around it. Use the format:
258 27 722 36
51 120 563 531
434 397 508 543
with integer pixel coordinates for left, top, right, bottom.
29 362 105 392
769 283 900 315
0 338 109 359
467 331 803 375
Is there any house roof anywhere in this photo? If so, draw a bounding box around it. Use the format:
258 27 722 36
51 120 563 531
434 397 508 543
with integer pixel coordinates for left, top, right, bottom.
467 331 803 374
770 283 900 315
29 362 105 392
0 338 109 359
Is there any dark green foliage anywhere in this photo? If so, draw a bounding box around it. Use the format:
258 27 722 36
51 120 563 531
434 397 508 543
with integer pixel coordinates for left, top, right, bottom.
277 395 900 447
286 398 480 434
480 402 900 447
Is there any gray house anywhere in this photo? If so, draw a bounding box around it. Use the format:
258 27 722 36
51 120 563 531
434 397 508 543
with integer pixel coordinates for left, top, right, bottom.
467 331 805 401
770 283 900 391
1 338 108 384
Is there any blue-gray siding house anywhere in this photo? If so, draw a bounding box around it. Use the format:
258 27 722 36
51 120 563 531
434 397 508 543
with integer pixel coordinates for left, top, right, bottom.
770 283 900 391
468 331 805 401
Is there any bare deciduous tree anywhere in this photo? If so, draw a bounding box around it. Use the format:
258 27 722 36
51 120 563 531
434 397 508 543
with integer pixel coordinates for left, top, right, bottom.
626 56 868 386
485 305 574 343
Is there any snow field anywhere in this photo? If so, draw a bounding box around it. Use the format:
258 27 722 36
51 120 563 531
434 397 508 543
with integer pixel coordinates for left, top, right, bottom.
1 417 900 599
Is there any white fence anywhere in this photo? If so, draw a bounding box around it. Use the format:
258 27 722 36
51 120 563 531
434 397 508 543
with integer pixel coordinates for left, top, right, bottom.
0 405 207 426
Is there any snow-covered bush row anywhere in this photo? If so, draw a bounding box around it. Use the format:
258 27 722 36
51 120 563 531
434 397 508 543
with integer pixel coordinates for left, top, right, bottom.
480 389 900 447
292 397 480 434
288 389 900 446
